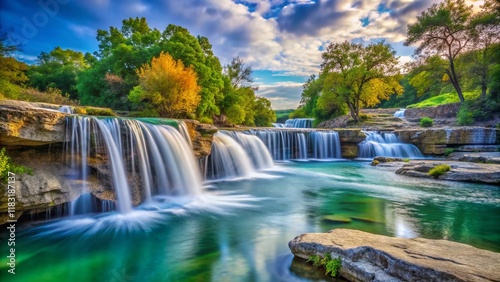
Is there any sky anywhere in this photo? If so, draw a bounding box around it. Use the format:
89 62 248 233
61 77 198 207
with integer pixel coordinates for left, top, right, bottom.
0 0 485 110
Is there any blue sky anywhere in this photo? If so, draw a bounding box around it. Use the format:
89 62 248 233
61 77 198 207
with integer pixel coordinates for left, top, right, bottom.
0 0 484 109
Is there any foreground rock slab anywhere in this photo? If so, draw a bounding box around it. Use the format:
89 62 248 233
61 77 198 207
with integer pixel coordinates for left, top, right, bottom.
289 229 500 282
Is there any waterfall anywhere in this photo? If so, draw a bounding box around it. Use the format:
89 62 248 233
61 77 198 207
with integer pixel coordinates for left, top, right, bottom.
203 132 254 180
284 118 314 128
59 105 75 114
67 116 203 214
394 109 406 118
221 131 274 170
358 131 423 158
272 123 285 128
249 129 342 161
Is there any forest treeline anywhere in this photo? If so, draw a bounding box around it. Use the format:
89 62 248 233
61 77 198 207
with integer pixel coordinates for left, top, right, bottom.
291 0 500 125
0 18 275 126
1 0 499 127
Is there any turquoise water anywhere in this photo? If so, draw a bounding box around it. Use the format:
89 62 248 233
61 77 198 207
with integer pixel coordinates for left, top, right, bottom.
1 161 499 281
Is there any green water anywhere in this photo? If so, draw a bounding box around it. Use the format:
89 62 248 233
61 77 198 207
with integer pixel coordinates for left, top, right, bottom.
1 161 499 281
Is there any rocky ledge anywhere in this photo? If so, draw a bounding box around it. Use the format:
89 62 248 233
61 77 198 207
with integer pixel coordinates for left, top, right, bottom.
289 228 500 282
370 154 500 185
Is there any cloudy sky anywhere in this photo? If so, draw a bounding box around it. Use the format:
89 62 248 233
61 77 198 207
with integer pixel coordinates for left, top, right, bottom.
0 0 484 109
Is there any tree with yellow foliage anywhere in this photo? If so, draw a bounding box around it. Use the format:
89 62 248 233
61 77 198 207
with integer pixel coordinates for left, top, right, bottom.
129 52 201 118
320 41 403 122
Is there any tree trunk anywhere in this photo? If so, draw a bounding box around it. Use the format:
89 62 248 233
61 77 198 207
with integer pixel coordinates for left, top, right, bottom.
448 59 465 103
481 73 487 99
346 100 358 122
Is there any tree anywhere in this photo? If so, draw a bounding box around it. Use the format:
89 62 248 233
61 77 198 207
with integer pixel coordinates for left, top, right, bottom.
464 0 500 98
320 41 402 122
253 96 276 127
0 28 27 99
27 47 89 100
225 57 254 88
405 0 473 102
129 52 201 118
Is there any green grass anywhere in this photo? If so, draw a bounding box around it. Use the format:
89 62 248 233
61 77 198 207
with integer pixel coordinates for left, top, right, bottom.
429 164 451 177
407 91 480 108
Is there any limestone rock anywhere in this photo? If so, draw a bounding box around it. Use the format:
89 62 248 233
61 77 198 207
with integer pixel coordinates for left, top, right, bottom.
289 228 500 282
404 103 461 119
0 100 67 146
395 161 500 185
181 119 217 159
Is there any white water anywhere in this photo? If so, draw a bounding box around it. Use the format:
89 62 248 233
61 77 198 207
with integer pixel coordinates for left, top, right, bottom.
67 117 203 214
284 118 313 128
249 129 342 160
203 132 255 179
59 105 75 114
358 131 423 158
394 109 406 118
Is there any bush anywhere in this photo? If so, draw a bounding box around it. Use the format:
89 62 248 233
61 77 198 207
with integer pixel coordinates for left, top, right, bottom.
0 148 33 181
199 116 213 124
420 117 433 127
18 87 75 105
429 164 451 177
359 113 370 121
127 109 160 118
457 105 474 125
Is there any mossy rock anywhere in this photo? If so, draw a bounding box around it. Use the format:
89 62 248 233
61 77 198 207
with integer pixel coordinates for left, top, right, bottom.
322 215 352 223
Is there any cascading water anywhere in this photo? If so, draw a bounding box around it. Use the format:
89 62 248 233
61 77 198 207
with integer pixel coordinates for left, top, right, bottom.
272 123 285 128
248 129 342 161
59 105 75 114
358 131 423 158
67 116 203 214
203 132 254 179
284 118 314 128
394 109 406 118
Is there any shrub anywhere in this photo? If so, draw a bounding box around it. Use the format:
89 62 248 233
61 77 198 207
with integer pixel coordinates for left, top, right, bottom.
307 253 342 277
359 113 370 121
127 109 160 118
420 117 433 127
18 87 75 105
457 104 474 125
429 164 451 177
199 116 213 124
0 148 33 181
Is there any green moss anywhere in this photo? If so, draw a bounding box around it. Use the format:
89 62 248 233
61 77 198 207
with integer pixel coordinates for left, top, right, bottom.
84 107 117 116
402 158 410 163
420 117 433 127
429 164 451 177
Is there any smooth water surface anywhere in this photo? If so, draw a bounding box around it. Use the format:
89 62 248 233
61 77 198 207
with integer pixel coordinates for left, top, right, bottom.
1 161 499 281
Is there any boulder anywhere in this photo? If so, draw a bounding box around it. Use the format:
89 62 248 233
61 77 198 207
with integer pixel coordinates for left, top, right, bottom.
182 119 217 159
0 100 67 146
289 228 500 282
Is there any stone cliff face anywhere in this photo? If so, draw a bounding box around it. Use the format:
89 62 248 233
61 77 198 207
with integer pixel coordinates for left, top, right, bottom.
0 100 67 146
397 127 499 155
404 103 461 119
0 100 217 224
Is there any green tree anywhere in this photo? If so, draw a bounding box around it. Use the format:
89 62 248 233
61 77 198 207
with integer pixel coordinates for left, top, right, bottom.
320 41 403 122
253 96 276 127
27 47 89 100
0 28 27 99
405 0 473 102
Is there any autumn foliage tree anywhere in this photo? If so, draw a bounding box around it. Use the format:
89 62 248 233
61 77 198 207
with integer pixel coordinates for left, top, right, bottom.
320 41 403 122
129 52 201 118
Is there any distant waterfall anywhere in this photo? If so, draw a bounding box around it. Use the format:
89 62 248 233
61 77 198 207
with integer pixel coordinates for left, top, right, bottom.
249 129 342 161
394 109 406 118
284 118 314 128
358 131 423 158
59 105 75 114
67 117 202 214
272 123 285 128
203 131 273 180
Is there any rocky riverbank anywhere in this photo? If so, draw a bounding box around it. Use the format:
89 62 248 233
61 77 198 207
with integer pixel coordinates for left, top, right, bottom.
289 228 500 282
371 153 500 185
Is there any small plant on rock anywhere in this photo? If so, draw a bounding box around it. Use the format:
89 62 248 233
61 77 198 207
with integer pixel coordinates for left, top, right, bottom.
429 164 451 178
307 253 342 277
419 117 433 127
444 148 455 157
